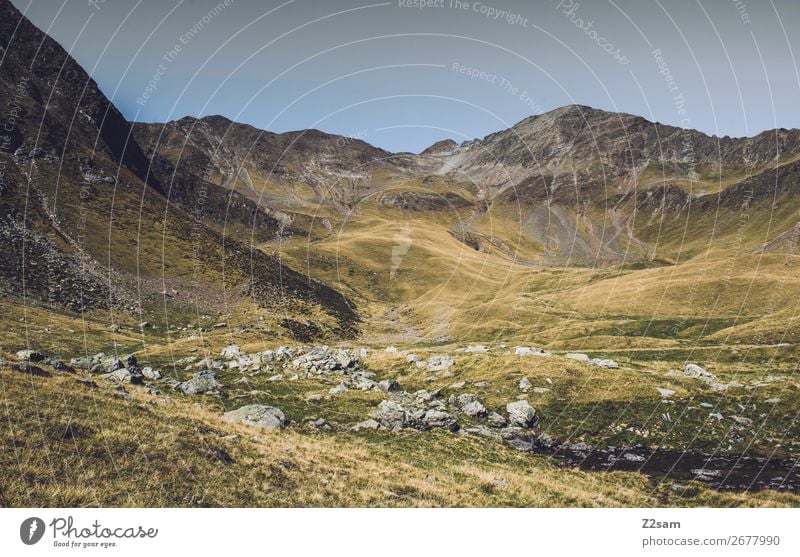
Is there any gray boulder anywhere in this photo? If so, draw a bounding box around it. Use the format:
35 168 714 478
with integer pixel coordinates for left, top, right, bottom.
16 349 45 362
450 393 488 417
223 404 285 429
506 400 536 428
587 358 619 369
372 400 407 431
488 412 508 428
423 409 458 430
141 366 162 381
220 344 241 359
378 379 401 392
178 370 221 395
427 355 455 371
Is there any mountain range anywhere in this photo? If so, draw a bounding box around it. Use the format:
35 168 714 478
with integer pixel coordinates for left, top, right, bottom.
3 0 800 347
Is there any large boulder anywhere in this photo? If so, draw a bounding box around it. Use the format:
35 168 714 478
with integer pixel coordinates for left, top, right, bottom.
109 367 144 384
684 363 715 382
223 405 285 429
178 370 221 395
372 400 407 431
423 409 458 431
449 393 488 417
506 400 536 428
16 349 45 362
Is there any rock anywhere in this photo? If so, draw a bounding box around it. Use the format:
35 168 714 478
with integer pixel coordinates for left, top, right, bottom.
730 415 753 427
378 379 401 392
506 400 536 428
709 412 724 421
427 355 455 371
656 387 676 398
531 387 550 394
306 394 323 402
16 349 44 362
178 370 221 395
353 377 378 391
765 398 781 404
42 357 72 372
472 380 489 388
488 412 507 428
138 322 152 329
292 346 360 375
450 393 488 417
329 383 349 395
125 354 138 368
514 346 549 356
384 346 398 353
423 409 458 430
518 376 532 391
587 358 619 369
621 452 646 462
109 367 144 384
351 419 381 432
76 377 98 389
141 366 162 381
462 345 489 353
406 354 420 363
564 353 589 362
223 404 285 429
12 363 50 377
449 381 466 389
268 374 283 382
220 344 241 359
99 355 124 372
372 400 407 431
684 363 715 381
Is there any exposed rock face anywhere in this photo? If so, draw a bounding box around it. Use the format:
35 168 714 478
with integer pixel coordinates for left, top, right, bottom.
223 405 286 429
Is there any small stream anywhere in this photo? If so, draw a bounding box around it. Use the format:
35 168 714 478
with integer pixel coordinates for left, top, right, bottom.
509 436 800 492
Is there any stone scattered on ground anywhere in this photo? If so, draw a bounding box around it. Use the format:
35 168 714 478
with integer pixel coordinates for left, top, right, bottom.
223 404 286 429
587 358 619 369
514 346 549 357
518 376 532 391
564 353 590 362
656 387 676 398
426 355 455 371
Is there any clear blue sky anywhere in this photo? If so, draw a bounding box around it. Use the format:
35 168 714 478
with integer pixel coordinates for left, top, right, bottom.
12 0 800 153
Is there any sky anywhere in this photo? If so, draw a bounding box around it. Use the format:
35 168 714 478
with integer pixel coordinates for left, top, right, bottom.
10 0 800 153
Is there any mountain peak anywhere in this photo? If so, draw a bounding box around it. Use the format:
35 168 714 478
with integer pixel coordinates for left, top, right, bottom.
420 139 458 156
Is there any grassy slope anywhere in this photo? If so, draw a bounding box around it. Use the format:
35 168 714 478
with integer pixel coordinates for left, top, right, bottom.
2 347 798 507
